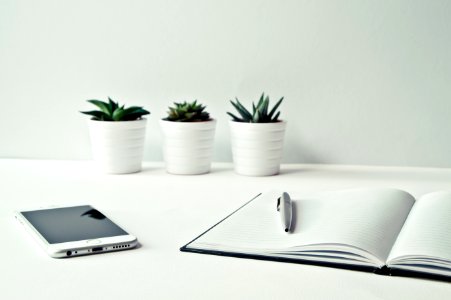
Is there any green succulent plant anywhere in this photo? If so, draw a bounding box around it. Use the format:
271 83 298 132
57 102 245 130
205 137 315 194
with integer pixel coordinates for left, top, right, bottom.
227 93 283 123
80 98 150 121
163 100 211 122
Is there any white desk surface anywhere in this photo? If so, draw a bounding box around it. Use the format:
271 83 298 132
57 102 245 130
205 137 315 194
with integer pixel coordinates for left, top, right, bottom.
1 159 451 299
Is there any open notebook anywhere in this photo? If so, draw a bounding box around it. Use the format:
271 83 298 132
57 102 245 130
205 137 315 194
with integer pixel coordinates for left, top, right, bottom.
181 188 451 281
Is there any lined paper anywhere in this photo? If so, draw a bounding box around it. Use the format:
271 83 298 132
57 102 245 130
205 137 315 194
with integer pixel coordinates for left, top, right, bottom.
388 191 451 265
192 188 415 264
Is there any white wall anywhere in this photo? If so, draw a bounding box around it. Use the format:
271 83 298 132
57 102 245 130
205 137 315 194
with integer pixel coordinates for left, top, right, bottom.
1 0 451 167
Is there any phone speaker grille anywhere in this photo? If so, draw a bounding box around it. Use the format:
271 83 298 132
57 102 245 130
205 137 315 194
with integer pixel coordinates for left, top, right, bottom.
112 244 130 249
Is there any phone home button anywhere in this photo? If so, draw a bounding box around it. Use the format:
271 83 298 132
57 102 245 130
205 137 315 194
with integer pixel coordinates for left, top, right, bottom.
86 239 102 245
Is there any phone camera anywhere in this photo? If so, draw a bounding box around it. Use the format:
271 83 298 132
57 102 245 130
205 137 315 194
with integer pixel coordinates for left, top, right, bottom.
66 251 72 256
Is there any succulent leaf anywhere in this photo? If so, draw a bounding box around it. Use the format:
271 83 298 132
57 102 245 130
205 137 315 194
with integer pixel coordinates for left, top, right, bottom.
268 97 283 120
227 93 283 123
112 107 125 121
87 99 112 115
230 99 252 121
108 97 118 113
163 100 211 122
81 98 150 121
257 93 264 109
226 112 243 122
80 110 111 121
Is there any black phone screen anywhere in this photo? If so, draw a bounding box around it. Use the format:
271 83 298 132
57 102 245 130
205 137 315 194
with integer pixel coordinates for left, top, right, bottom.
21 205 128 244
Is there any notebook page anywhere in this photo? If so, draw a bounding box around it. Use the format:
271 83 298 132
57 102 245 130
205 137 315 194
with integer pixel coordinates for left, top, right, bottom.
387 191 451 263
192 188 415 263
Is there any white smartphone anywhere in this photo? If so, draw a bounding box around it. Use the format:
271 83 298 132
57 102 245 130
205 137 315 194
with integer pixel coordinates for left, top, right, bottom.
15 205 138 258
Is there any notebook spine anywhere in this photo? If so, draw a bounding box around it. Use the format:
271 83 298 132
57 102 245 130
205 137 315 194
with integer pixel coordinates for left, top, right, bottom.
374 265 391 276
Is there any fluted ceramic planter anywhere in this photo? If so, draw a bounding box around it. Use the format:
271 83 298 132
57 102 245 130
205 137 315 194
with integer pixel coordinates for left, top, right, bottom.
160 119 216 175
229 120 286 176
88 119 147 174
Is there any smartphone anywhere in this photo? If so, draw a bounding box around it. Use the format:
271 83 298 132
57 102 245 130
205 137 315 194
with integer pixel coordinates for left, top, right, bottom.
15 205 138 258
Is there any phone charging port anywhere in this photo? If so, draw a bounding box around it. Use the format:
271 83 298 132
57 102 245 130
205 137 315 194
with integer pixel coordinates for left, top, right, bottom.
92 247 103 252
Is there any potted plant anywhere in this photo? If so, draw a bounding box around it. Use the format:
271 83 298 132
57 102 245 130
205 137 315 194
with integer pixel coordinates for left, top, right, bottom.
160 100 216 175
227 93 285 176
81 98 150 174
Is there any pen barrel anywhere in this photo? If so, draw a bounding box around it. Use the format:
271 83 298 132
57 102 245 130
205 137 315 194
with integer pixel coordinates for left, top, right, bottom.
280 194 292 232
282 208 292 232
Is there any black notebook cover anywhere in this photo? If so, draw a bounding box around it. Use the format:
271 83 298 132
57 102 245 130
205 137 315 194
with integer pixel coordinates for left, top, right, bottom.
180 193 450 282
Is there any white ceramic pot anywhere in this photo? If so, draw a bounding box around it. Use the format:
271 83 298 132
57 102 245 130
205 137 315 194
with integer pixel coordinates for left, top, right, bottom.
160 119 216 175
229 120 286 176
88 119 147 174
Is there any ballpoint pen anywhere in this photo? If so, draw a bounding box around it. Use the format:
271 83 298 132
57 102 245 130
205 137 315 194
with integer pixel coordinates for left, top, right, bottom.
277 192 292 233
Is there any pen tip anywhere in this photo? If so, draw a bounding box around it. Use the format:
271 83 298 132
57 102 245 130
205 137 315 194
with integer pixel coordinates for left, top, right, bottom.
285 228 289 232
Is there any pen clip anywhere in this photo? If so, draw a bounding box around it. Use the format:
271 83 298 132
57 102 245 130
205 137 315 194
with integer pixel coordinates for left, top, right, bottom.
277 197 281 211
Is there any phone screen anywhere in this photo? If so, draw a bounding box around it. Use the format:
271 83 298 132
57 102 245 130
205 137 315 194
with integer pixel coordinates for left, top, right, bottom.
21 205 128 244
